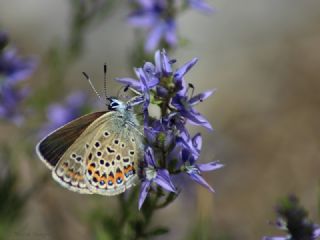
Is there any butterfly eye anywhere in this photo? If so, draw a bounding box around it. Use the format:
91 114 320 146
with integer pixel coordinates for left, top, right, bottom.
108 100 119 110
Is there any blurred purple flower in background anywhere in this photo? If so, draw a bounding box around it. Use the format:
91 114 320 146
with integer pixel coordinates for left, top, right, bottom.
0 31 37 125
39 91 89 137
117 49 223 209
263 225 320 240
0 48 37 85
263 195 320 240
128 0 177 52
127 0 213 52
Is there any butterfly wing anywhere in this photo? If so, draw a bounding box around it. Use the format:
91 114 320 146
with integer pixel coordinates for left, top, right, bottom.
36 111 106 170
51 112 116 194
84 112 144 196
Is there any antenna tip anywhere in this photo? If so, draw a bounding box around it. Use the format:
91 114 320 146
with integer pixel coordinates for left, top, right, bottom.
82 72 89 79
188 83 194 88
104 64 107 73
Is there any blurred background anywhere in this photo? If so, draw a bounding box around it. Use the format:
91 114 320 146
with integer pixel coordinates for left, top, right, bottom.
0 0 320 239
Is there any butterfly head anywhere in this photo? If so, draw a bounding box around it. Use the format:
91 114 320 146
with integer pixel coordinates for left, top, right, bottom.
107 97 130 112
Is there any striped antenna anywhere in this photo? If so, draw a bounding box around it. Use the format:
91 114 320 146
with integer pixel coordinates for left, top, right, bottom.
82 71 103 101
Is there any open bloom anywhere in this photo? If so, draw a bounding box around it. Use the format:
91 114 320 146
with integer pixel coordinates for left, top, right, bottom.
138 147 176 209
180 133 223 192
171 88 215 131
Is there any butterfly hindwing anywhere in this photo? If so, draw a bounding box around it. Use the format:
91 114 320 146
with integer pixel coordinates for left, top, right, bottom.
36 111 106 170
84 111 144 196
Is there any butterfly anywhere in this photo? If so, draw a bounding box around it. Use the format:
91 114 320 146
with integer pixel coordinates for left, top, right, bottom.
36 65 144 196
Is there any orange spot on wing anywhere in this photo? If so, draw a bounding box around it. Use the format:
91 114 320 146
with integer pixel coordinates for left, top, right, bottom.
124 165 133 176
107 175 115 185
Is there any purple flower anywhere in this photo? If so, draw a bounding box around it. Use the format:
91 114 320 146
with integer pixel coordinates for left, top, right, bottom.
117 49 222 208
39 91 89 137
128 0 177 52
145 119 175 149
115 53 166 92
0 31 36 125
138 146 176 209
171 88 215 130
180 133 223 192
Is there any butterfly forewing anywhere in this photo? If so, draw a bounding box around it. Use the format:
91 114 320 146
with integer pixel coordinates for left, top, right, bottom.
84 112 144 196
36 111 106 169
51 112 115 194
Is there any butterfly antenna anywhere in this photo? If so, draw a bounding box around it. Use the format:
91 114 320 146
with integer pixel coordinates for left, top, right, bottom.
103 63 109 103
82 71 103 101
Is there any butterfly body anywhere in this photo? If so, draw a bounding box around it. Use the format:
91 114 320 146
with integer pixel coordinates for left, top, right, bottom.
36 98 144 196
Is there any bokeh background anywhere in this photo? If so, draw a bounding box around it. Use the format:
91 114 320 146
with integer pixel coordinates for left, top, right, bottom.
1 0 320 239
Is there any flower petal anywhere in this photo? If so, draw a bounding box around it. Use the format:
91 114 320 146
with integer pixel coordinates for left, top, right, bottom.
197 161 224 172
189 89 216 106
173 58 198 81
192 133 202 152
178 133 200 159
115 77 142 91
188 172 215 192
314 226 320 238
186 111 213 131
155 169 176 192
138 180 151 210
165 20 177 48
145 146 156 167
155 49 173 77
145 22 165 52
128 13 157 28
